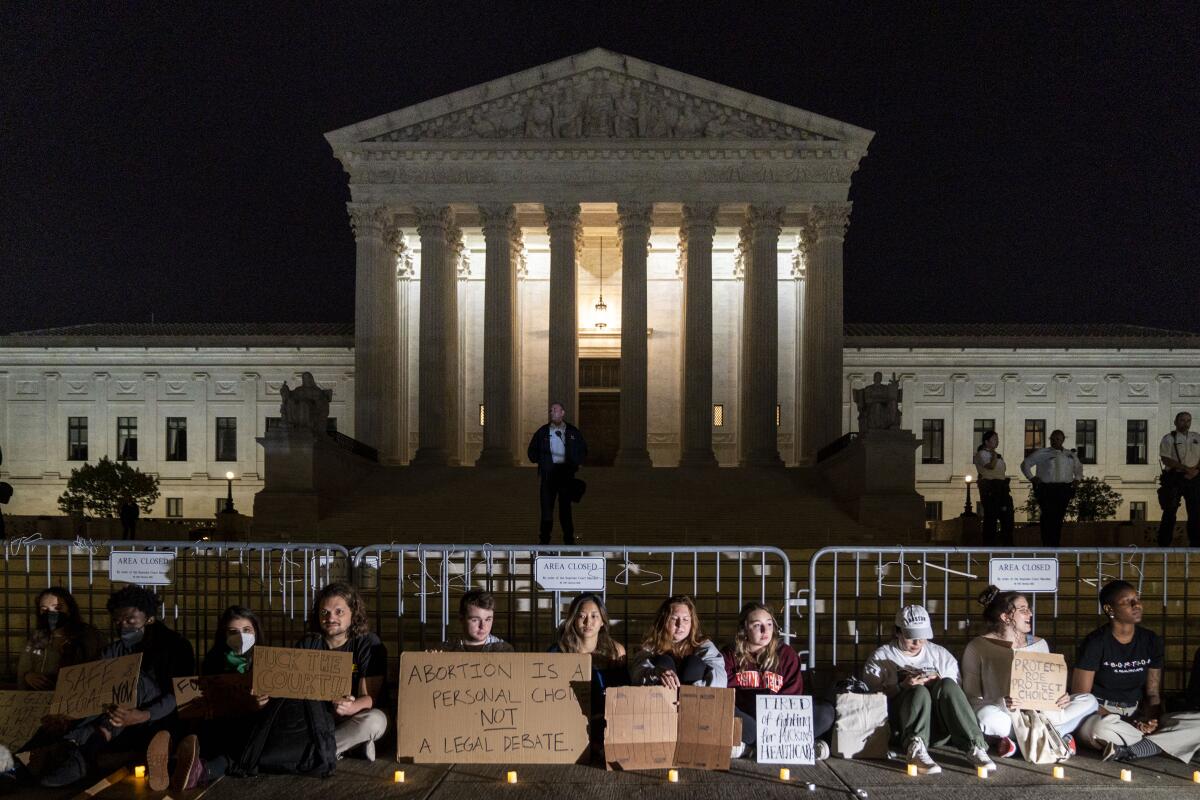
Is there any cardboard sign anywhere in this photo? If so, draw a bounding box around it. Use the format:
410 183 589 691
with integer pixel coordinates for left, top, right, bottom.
397 652 591 764
756 694 815 765
988 558 1059 592
534 557 606 591
173 674 258 720
604 685 740 771
1009 650 1068 711
109 551 175 586
50 654 142 719
0 691 52 749
251 646 353 701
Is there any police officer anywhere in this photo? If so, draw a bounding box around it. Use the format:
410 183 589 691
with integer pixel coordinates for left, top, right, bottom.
1157 411 1200 547
1020 430 1083 547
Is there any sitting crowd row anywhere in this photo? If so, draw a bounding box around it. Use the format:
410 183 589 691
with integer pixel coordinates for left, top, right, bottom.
7 578 1200 790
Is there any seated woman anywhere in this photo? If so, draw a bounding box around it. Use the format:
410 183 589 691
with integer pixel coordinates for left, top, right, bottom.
721 602 833 760
962 586 1097 759
17 587 105 690
549 594 627 755
1073 580 1200 763
863 604 995 775
630 595 726 689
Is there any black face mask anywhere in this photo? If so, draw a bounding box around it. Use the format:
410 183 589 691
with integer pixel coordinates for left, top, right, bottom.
118 625 146 647
40 611 62 631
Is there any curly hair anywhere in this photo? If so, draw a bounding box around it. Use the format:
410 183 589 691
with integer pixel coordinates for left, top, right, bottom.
977 585 1027 634
732 602 781 674
106 585 160 617
642 595 708 660
558 593 621 661
309 582 369 638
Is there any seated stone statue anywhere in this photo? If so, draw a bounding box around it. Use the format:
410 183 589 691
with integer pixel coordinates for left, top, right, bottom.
278 372 331 435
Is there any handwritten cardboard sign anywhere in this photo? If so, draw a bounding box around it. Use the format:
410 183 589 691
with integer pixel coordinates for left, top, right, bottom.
50 654 142 719
251 646 352 701
173 674 257 720
756 694 815 764
1009 650 1068 711
604 685 740 771
0 691 53 749
397 652 591 764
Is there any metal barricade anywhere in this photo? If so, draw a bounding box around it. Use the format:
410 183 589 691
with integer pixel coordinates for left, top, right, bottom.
806 546 1200 691
351 544 794 658
0 536 351 681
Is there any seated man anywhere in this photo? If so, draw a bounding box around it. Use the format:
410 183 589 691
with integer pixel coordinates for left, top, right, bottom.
41 585 195 789
437 590 514 652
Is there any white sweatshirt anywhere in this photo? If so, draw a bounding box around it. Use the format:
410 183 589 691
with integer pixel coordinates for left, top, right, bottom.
862 640 961 697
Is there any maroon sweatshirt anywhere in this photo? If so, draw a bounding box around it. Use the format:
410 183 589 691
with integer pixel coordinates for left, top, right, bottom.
721 642 804 718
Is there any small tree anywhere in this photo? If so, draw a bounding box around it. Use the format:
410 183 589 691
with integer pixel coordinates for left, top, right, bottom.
1020 488 1040 523
57 457 160 518
1069 477 1123 522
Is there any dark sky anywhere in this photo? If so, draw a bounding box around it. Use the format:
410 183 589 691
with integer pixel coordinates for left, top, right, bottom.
2 4 1198 334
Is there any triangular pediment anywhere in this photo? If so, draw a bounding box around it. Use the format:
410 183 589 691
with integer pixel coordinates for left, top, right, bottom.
326 48 872 147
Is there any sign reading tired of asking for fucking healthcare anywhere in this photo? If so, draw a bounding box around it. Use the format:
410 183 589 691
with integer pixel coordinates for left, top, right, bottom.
109 551 175 586
988 558 1059 593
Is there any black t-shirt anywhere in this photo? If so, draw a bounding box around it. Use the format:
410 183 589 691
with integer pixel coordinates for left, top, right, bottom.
298 632 388 701
1075 625 1164 707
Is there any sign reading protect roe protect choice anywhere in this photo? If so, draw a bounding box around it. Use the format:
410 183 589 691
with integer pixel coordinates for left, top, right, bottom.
109 551 175 585
988 558 1059 592
534 557 605 591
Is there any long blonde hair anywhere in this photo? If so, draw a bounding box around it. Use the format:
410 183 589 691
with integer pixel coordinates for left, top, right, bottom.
732 602 781 673
642 595 707 659
558 594 620 660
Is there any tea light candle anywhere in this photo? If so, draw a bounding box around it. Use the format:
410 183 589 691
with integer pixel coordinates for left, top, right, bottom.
506 771 518 784
779 768 791 781
394 770 405 783
1119 769 1132 782
976 766 989 779
667 769 679 783
1193 770 1200 783
133 766 146 779
1052 765 1065 779
906 764 918 777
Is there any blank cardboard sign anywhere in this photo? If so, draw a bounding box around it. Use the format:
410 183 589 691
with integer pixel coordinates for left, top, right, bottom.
605 685 739 771
51 654 142 719
397 652 591 764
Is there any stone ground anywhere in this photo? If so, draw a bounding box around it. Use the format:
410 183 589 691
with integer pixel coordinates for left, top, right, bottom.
5 745 1199 800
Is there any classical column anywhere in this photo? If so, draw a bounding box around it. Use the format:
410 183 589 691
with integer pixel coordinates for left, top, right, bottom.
477 204 517 466
801 202 851 461
350 204 400 461
678 204 718 467
544 204 581 418
741 205 784 467
615 202 653 467
446 222 464 465
412 206 454 466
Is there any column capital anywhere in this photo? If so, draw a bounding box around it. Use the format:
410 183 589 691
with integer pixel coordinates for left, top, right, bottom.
681 203 718 235
617 202 653 241
543 203 581 232
809 202 852 241
479 203 515 235
414 205 453 236
747 204 784 235
348 204 393 240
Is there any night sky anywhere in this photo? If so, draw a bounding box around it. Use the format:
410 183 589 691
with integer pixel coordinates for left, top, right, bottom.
2 4 1197 334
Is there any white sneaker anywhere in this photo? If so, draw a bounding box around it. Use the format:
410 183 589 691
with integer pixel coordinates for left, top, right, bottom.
968 745 996 773
815 740 830 761
905 737 942 775
731 742 747 759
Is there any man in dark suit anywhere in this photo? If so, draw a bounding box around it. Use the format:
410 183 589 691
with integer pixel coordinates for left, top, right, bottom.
527 401 587 545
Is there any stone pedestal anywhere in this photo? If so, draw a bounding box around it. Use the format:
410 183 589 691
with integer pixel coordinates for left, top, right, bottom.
816 429 925 531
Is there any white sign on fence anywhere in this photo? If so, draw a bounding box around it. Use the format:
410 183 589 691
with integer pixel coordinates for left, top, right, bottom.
534 557 605 591
988 558 1059 592
109 551 175 585
756 694 815 764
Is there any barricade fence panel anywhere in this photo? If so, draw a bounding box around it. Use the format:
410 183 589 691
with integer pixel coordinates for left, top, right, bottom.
0 536 350 682
350 545 794 674
805 546 1198 694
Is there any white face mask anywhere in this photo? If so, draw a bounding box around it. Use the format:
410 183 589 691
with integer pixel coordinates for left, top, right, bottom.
226 631 255 655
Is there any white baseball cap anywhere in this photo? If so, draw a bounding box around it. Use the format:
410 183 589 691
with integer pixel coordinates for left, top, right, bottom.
895 605 934 640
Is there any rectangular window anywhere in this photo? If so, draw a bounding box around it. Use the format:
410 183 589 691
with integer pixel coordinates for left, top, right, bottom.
1126 420 1148 464
215 417 237 461
117 417 138 461
1024 419 1046 457
166 497 183 518
579 358 620 389
67 417 88 461
973 419 996 447
924 501 943 524
921 419 944 464
166 417 188 461
265 416 281 432
326 417 337 434
215 498 227 514
1075 419 1098 464
713 404 724 427
1129 501 1147 522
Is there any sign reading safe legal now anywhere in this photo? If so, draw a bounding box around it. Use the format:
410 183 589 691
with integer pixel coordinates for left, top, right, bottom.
397 652 591 763
50 654 142 719
988 558 1059 592
109 551 175 586
534 557 605 591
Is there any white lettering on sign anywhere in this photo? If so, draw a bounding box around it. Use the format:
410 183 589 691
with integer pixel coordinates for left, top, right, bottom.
534 557 605 591
988 558 1059 592
109 551 175 586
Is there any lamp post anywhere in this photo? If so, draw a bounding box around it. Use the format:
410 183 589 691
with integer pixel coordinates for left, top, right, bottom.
961 474 977 517
223 471 236 514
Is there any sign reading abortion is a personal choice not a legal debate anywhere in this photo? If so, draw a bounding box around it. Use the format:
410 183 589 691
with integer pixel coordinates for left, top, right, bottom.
109 551 175 586
534 557 605 591
988 558 1059 592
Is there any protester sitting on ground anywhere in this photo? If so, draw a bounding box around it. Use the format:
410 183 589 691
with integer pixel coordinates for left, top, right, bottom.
40 585 195 790
1072 580 1200 763
17 587 105 690
436 590 515 652
862 604 995 776
548 593 627 755
961 586 1097 761
170 605 266 791
721 602 833 760
630 595 726 689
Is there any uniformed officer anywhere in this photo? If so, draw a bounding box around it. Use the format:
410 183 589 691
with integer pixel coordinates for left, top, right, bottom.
1020 430 1083 547
1157 411 1200 547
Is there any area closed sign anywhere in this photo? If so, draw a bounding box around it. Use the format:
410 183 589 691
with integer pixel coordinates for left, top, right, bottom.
534 557 605 591
988 558 1059 592
109 551 175 585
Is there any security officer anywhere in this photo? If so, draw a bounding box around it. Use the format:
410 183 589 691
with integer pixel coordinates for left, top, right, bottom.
1157 411 1200 547
1020 430 1083 547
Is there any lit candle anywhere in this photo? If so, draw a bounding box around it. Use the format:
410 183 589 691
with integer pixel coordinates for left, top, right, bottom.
976 766 989 779
393 770 405 783
906 764 918 777
667 769 679 783
1052 766 1065 779
134 766 146 779
1120 769 1132 782
779 767 791 781
506 771 518 784
1193 770 1200 784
